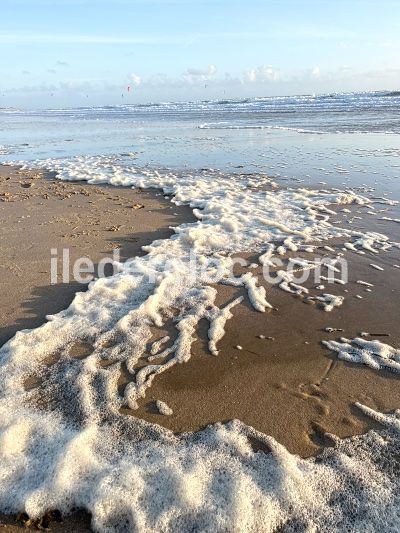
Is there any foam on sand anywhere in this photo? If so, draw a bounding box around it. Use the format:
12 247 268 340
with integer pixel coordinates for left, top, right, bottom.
307 293 344 312
380 216 400 223
323 337 400 373
1 155 399 530
1 399 400 531
155 400 173 416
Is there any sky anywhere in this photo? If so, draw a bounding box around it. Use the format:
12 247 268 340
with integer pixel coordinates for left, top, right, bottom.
1 0 400 108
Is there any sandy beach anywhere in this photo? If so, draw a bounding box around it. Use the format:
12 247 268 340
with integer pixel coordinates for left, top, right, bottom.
1 162 399 530
0 165 193 347
0 165 194 530
2 0 400 528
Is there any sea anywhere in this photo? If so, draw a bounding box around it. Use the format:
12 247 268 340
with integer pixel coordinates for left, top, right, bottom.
1 90 400 198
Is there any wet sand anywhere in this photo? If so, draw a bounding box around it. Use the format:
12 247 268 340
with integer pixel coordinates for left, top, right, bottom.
0 165 193 346
0 510 92 532
0 165 195 531
1 164 400 528
126 199 400 457
131 253 400 457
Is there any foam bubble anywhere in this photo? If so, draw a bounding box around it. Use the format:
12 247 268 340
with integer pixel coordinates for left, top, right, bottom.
1 156 399 529
323 337 400 372
155 400 173 416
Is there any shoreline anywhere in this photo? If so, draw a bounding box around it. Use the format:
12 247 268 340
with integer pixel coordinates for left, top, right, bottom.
1 163 399 530
0 164 196 531
0 164 194 347
1 163 399 455
129 244 400 457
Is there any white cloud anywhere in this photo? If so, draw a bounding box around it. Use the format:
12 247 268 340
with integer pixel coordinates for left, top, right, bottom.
243 65 280 83
183 65 218 85
186 65 217 77
7 63 400 104
311 66 321 79
129 73 141 86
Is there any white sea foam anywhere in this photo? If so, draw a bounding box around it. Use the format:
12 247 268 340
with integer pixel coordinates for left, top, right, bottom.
1 398 400 531
356 280 374 287
155 400 173 416
323 337 400 373
370 263 384 271
198 123 328 135
1 155 399 530
380 216 400 223
307 293 344 312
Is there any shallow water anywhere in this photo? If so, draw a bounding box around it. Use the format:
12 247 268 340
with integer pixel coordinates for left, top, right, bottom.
1 91 400 200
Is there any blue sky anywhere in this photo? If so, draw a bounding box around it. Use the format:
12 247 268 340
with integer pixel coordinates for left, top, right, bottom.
1 0 400 107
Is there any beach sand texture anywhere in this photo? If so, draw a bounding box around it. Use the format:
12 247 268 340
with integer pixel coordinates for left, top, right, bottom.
0 163 399 531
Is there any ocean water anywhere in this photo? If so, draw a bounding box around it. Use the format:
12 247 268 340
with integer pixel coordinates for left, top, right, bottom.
1 91 400 200
1 92 400 531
